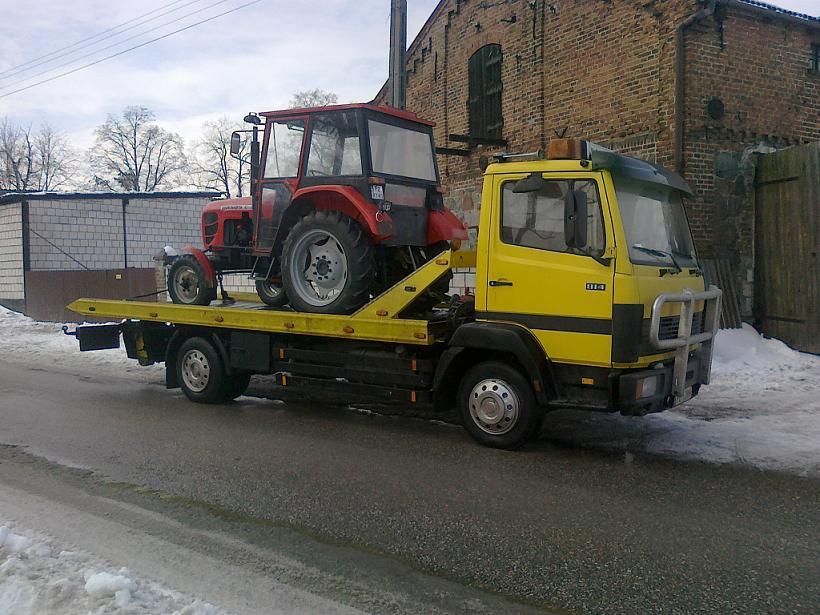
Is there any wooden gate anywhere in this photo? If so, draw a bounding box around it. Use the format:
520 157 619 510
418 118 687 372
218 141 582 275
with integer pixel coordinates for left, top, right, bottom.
754 142 820 354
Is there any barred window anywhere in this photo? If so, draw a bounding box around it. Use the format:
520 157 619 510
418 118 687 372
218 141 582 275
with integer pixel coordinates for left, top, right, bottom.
468 44 503 139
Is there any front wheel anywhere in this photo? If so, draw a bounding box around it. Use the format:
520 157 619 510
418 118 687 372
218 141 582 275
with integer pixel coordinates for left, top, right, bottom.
176 337 228 404
168 255 215 306
458 361 545 449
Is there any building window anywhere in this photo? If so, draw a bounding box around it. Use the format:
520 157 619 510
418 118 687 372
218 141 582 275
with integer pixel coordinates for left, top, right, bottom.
468 44 503 139
811 44 820 73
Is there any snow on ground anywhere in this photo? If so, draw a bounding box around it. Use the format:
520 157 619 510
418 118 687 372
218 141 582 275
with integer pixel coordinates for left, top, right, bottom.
0 519 218 615
547 324 820 476
0 305 163 382
0 304 818 475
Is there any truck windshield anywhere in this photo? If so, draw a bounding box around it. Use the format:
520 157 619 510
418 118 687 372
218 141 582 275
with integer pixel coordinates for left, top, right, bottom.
368 120 436 182
615 177 697 267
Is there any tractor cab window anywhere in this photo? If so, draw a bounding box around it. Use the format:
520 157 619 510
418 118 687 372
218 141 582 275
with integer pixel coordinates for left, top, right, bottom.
501 179 604 254
264 120 305 178
306 112 363 177
368 120 436 182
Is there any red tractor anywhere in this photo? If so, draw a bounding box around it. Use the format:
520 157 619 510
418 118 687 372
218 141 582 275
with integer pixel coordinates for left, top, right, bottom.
168 104 467 314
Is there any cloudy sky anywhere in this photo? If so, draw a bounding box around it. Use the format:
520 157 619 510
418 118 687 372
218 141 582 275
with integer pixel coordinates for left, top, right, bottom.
0 0 816 150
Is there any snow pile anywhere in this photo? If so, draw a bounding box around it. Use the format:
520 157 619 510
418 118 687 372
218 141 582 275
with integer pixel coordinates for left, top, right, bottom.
0 520 219 614
547 324 820 476
0 304 162 381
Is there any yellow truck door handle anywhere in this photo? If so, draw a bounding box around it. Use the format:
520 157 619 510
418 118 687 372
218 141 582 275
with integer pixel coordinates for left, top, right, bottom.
489 280 514 287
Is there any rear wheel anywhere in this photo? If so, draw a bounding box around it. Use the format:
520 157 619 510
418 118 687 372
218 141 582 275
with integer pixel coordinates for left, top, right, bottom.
458 361 544 449
176 337 227 404
222 371 251 400
255 279 288 307
168 255 215 306
282 211 375 314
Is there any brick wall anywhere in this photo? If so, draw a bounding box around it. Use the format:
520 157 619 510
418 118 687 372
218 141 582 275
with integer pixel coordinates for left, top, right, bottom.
379 0 819 315
124 198 204 268
0 203 24 304
682 8 820 314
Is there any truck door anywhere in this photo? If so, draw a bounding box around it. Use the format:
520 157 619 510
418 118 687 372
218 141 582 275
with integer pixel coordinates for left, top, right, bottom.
483 173 615 367
254 119 307 256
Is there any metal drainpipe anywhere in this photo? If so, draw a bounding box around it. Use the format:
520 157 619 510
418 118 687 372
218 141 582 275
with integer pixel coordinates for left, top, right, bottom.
675 0 716 174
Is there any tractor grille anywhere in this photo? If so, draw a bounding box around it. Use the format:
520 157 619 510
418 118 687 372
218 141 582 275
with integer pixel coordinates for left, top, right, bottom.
203 212 219 245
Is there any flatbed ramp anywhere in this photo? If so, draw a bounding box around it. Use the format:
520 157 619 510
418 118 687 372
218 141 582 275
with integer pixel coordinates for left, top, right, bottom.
68 250 476 346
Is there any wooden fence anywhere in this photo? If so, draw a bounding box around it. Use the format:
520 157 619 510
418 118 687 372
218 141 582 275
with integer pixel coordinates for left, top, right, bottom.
754 142 819 354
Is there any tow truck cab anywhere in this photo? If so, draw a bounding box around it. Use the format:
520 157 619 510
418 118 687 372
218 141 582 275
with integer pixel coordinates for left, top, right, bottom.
473 139 721 415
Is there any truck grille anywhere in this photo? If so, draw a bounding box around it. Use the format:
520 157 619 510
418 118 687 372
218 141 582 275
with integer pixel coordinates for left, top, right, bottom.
656 312 705 340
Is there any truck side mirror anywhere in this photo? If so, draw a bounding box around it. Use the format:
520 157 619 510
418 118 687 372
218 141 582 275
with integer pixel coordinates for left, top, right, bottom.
230 132 242 156
564 189 588 249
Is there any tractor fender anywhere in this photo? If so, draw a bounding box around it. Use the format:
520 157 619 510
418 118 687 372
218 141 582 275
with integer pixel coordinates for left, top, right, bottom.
428 209 468 244
433 321 558 409
292 185 394 242
181 246 217 289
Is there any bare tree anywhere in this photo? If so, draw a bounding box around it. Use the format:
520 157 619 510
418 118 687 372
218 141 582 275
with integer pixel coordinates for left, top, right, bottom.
90 106 185 192
189 117 248 198
289 89 338 109
0 119 34 191
33 123 76 191
0 119 76 191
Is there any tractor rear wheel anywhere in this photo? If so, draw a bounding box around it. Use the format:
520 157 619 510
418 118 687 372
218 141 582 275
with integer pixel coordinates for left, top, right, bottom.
255 279 288 307
168 255 215 306
282 211 375 314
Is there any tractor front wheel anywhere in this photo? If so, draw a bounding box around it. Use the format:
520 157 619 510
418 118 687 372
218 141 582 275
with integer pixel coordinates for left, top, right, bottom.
282 211 375 314
168 255 215 306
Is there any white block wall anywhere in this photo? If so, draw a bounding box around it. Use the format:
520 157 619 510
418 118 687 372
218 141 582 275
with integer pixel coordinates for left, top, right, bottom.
0 203 24 301
125 198 203 268
28 199 124 271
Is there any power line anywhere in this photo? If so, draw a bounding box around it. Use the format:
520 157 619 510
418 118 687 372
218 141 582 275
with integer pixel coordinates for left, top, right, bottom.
0 0 194 78
0 0 263 100
0 0 234 91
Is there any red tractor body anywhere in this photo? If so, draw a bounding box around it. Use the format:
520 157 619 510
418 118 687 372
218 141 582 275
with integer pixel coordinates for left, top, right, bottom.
170 104 467 313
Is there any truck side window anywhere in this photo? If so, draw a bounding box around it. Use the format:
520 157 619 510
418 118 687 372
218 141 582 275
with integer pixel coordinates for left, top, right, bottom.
264 120 305 179
500 179 604 255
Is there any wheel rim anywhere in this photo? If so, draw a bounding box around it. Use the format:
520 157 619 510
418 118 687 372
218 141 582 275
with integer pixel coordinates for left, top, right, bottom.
468 378 520 435
259 280 283 299
181 349 210 393
173 265 200 304
288 229 348 307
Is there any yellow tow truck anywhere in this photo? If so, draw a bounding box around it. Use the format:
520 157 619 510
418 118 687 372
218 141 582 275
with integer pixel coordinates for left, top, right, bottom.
66 139 721 449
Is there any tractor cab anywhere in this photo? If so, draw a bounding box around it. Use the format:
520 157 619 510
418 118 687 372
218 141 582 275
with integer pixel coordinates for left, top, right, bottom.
247 104 446 255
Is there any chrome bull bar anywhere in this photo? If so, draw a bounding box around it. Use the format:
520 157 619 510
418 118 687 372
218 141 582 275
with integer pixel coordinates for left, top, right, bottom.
648 286 723 398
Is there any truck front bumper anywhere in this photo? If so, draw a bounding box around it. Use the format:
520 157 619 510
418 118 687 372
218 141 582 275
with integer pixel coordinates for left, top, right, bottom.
618 286 722 416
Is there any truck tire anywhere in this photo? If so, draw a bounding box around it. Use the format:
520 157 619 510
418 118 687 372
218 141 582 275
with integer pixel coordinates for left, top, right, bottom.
176 337 228 404
223 371 251 400
168 255 215 306
255 279 288 307
282 210 375 314
458 361 545 450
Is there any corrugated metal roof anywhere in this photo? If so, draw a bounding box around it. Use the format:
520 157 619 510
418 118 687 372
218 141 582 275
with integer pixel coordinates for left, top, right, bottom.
736 0 819 22
0 191 221 205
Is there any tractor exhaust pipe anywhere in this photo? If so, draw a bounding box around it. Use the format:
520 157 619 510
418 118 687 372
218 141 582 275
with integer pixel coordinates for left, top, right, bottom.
388 0 407 109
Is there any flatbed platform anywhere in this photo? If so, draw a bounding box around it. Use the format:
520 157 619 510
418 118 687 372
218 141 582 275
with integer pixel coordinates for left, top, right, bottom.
68 250 476 346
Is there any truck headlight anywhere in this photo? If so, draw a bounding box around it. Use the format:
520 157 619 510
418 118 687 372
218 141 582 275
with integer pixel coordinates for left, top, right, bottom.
636 375 660 399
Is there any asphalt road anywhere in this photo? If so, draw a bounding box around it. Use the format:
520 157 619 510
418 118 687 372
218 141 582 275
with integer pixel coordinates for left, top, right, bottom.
0 360 817 614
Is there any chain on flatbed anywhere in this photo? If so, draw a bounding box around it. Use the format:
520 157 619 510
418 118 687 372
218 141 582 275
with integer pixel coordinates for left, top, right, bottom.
68 250 477 346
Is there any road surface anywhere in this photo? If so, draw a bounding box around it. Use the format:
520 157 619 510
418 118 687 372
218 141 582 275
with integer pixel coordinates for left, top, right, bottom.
0 359 817 614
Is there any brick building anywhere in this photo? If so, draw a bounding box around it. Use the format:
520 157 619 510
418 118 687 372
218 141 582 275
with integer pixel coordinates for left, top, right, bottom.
0 191 220 321
376 0 820 317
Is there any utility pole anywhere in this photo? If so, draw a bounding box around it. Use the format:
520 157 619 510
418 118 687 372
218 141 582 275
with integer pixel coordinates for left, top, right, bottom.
388 0 407 109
